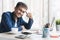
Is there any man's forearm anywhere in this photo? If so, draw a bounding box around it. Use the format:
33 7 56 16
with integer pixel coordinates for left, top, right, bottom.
27 18 33 29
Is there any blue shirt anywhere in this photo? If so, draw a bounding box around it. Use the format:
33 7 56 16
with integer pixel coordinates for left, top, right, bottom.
0 12 33 32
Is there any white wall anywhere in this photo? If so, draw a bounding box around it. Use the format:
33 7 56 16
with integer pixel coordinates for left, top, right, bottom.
49 0 60 21
43 0 49 24
0 0 3 22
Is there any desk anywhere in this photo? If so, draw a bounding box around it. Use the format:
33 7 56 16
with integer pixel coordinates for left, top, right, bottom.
0 31 60 40
0 33 42 40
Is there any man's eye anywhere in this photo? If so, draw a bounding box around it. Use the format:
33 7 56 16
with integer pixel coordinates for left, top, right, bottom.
22 11 25 13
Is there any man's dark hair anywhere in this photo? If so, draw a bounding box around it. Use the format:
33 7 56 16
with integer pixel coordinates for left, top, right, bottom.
16 2 28 10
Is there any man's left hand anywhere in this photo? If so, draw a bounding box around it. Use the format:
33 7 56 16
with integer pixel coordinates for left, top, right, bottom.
26 12 33 19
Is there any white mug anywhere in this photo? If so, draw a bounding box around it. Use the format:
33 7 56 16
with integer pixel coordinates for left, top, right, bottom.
11 27 18 33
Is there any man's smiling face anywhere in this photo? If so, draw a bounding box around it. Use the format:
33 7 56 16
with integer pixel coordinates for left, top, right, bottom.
14 7 27 18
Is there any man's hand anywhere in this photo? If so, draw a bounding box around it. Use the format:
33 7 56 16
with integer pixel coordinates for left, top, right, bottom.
26 12 33 19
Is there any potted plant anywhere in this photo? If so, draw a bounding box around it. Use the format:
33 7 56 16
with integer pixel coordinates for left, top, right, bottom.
56 19 60 31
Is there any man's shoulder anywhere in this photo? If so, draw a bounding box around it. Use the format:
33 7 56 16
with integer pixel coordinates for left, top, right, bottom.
2 11 12 16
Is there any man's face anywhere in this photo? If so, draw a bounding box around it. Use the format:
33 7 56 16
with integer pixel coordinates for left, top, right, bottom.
14 7 27 18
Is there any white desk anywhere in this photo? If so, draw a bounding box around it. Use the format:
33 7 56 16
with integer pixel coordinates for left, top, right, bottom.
0 31 60 40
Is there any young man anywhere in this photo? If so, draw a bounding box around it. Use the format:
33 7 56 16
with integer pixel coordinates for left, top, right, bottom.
0 2 33 32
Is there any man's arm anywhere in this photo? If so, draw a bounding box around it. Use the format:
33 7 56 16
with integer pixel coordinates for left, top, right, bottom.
1 12 12 31
22 13 33 29
22 18 33 30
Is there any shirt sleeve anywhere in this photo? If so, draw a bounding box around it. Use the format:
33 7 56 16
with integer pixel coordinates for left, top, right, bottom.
22 18 33 29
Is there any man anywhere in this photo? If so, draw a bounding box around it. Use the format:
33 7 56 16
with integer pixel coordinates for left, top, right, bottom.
0 2 33 33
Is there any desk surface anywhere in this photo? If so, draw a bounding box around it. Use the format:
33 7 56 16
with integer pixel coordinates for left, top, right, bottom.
0 31 60 40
